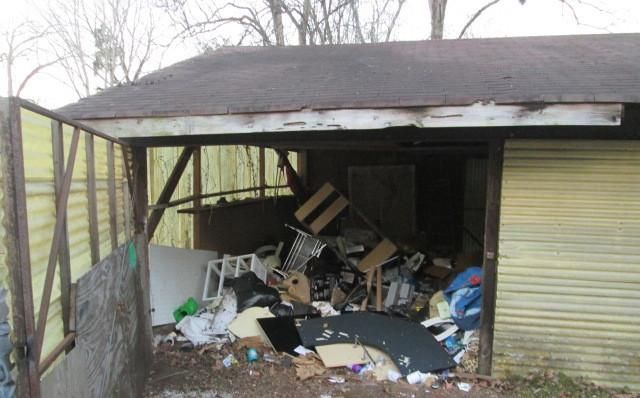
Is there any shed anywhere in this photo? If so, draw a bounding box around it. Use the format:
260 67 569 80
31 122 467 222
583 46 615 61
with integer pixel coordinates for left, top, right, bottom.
1 33 639 396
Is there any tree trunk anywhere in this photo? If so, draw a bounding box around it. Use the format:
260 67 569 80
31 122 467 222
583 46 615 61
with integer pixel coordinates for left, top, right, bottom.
428 0 447 40
299 0 311 45
6 60 13 97
269 0 286 46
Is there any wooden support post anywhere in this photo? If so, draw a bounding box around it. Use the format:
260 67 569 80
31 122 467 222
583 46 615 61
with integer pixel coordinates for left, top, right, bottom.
38 333 76 375
151 185 287 210
375 268 382 311
478 139 504 375
132 146 153 364
85 133 100 264
121 145 134 196
35 127 81 361
123 179 133 239
296 149 308 187
360 269 376 311
258 147 266 197
107 141 118 249
51 120 73 341
193 147 202 248
0 98 41 397
147 146 195 240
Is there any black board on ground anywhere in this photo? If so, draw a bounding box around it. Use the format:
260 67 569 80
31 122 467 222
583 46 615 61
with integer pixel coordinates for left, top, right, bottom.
297 312 455 375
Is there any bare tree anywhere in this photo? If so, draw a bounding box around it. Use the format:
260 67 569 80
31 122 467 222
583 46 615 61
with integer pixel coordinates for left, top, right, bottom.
42 0 159 98
0 21 61 97
450 0 612 40
428 0 447 39
159 0 408 48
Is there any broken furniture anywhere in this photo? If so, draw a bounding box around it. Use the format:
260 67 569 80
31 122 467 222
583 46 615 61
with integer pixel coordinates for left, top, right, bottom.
202 254 268 301
298 312 456 375
294 183 399 310
282 225 326 274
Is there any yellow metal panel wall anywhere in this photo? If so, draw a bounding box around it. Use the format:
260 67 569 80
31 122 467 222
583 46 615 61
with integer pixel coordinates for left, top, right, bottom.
20 109 64 360
0 125 9 325
14 111 131 365
494 139 640 391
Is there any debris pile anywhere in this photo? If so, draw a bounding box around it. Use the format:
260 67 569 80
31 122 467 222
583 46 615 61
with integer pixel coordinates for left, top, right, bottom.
155 182 488 391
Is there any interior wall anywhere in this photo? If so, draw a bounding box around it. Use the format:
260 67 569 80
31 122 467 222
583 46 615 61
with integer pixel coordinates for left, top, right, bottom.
192 196 298 255
306 149 482 254
148 146 295 250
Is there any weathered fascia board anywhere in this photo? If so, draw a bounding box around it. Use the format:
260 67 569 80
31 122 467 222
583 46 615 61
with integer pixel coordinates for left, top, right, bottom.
82 102 623 139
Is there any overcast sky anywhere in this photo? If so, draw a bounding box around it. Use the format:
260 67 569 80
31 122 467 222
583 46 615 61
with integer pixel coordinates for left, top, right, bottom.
1 0 639 108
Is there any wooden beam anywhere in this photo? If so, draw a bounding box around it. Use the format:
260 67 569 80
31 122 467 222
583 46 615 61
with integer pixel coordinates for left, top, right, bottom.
38 333 76 375
85 134 100 264
375 268 382 312
153 185 289 211
132 146 154 364
258 147 266 197
296 149 308 187
51 120 73 341
192 147 202 248
123 179 133 239
107 141 118 249
132 147 148 236
83 103 623 139
0 98 41 397
18 99 125 145
68 283 77 333
121 145 134 196
478 138 504 376
36 127 81 362
147 146 195 240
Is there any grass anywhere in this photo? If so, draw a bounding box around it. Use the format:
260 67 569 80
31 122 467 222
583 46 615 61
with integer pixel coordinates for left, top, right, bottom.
502 370 635 398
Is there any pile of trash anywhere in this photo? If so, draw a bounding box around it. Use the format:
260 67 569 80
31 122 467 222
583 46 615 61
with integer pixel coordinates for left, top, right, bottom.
155 182 486 390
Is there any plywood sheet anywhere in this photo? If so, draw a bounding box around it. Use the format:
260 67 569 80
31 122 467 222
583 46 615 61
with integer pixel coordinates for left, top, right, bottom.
75 244 148 397
348 165 416 239
40 348 89 398
295 182 334 221
149 245 217 326
357 239 397 272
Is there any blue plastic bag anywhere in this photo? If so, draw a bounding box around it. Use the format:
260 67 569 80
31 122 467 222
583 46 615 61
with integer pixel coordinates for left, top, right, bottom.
443 266 482 331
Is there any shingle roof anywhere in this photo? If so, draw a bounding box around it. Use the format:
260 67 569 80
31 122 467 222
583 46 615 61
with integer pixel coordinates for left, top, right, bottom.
58 33 640 120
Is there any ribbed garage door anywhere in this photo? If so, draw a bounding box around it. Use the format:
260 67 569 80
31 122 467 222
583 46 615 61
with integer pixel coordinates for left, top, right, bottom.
493 139 640 391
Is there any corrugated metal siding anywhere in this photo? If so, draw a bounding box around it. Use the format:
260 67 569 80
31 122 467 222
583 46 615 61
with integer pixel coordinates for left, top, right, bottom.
21 109 65 360
0 120 8 326
12 110 130 364
149 146 293 248
494 139 640 391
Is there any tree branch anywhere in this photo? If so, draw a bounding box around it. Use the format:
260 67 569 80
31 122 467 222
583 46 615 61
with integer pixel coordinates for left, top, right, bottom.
458 0 503 39
15 58 62 97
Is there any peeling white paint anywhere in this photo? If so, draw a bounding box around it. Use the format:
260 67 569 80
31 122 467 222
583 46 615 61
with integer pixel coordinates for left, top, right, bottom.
81 102 623 139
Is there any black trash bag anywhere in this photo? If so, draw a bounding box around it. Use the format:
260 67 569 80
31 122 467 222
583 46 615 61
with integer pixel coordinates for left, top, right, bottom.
232 272 280 313
270 302 294 317
270 301 320 318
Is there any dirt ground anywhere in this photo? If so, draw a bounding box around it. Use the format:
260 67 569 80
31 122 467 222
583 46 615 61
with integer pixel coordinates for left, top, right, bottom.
143 339 636 398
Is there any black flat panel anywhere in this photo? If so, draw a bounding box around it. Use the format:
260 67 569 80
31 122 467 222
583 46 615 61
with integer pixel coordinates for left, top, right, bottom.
298 312 455 375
